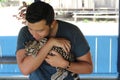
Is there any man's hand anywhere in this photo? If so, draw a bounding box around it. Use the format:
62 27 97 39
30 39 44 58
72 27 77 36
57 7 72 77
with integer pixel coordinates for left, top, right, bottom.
45 50 69 68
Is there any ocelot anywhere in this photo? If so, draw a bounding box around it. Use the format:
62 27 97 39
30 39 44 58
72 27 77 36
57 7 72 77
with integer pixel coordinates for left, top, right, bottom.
24 38 80 80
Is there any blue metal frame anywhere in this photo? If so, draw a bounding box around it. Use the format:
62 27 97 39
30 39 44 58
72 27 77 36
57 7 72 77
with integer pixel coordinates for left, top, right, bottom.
118 0 120 79
118 44 120 79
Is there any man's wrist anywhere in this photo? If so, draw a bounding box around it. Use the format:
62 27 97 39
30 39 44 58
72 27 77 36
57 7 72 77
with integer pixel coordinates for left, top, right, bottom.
62 61 71 69
65 61 71 69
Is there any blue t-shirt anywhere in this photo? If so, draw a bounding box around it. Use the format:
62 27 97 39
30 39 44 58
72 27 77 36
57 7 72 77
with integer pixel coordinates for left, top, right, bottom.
16 20 90 80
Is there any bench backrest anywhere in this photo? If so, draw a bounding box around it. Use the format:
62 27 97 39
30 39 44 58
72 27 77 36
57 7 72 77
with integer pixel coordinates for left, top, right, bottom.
0 36 118 79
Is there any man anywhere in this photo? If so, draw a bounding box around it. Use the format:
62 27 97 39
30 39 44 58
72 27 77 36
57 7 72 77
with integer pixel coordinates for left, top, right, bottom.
16 1 93 80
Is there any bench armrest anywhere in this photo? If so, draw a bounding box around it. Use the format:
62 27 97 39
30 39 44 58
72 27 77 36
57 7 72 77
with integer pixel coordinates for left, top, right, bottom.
0 56 17 64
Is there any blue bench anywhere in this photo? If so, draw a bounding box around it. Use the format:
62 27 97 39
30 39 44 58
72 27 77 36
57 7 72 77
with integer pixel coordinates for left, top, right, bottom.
80 36 118 79
0 36 118 79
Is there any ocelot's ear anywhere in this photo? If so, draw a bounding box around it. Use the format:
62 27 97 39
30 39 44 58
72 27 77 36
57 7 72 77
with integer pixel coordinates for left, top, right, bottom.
24 40 32 46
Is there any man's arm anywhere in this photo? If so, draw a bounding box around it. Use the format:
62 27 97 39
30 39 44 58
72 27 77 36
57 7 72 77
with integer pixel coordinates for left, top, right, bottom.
45 50 93 74
16 39 53 75
16 38 71 75
67 51 93 74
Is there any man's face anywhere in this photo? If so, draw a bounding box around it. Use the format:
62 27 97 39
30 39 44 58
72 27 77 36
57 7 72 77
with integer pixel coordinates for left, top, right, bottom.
27 20 50 41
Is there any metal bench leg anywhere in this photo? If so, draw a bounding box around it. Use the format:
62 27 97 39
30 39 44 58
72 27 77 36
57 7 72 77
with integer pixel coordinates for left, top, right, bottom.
118 74 120 79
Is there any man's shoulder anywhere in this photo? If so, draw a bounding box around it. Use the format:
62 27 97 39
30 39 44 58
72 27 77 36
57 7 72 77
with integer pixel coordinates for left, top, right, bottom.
19 26 30 36
58 20 78 30
20 26 28 31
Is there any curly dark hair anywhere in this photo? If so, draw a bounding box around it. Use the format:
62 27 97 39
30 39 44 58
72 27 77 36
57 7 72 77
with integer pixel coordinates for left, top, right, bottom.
26 1 54 26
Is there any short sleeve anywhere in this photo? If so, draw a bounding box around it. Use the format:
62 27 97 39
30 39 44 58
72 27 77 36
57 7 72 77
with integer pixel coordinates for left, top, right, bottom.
72 27 90 57
16 26 34 52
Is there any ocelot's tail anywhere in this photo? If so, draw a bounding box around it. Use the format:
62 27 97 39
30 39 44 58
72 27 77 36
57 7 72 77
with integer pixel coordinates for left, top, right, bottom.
71 73 80 80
